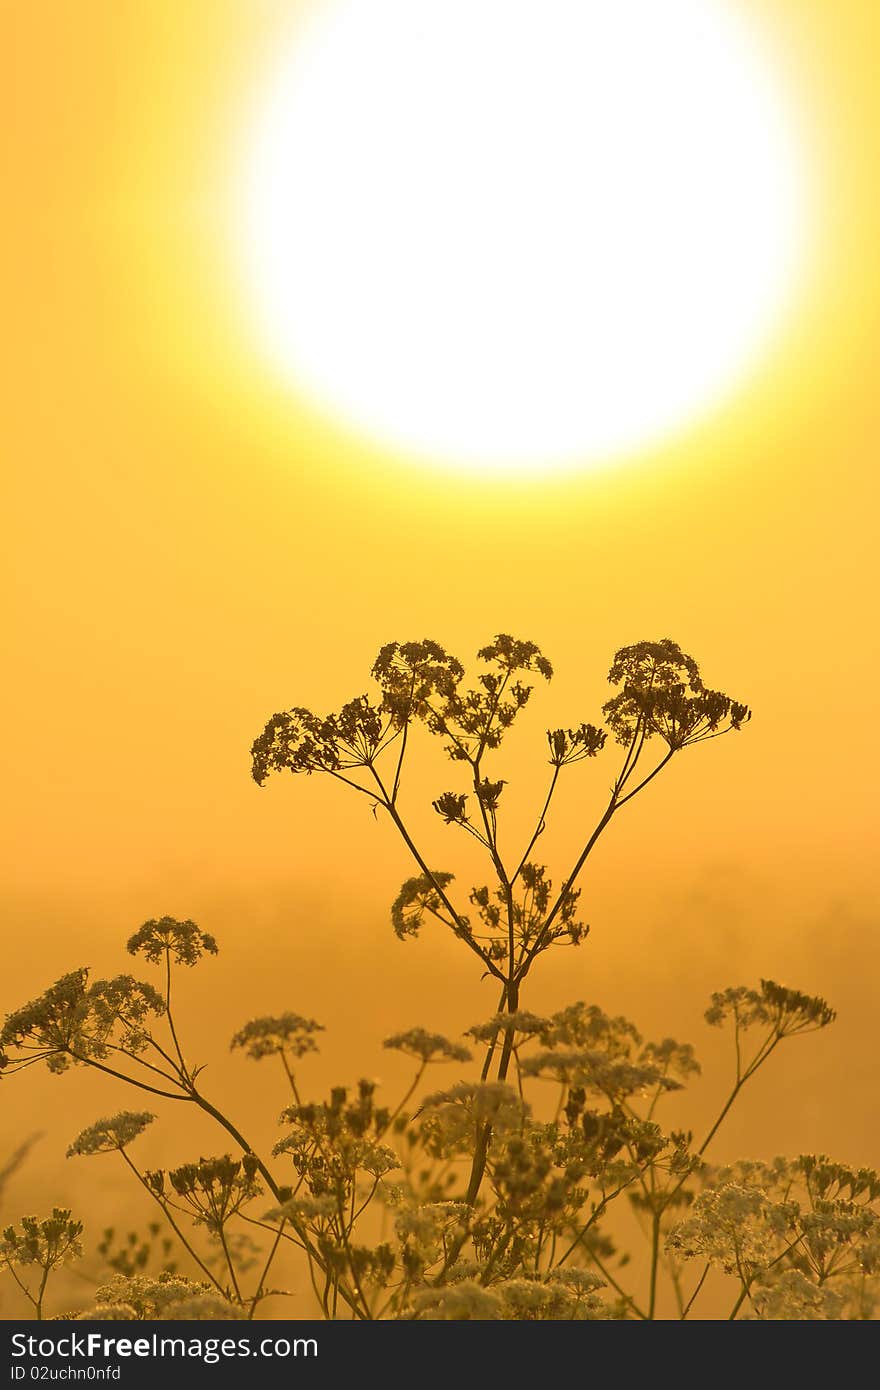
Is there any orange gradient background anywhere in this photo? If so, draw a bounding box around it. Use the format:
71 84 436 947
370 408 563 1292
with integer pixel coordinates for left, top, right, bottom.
2 0 878 1316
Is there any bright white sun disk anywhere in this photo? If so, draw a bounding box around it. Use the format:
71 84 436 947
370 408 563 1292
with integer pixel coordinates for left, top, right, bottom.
239 0 810 472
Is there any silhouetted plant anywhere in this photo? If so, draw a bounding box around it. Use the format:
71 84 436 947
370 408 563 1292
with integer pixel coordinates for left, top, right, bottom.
0 1210 82 1320
1 636 876 1320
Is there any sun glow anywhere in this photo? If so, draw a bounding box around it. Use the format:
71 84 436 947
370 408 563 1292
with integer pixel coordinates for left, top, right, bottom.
238 0 811 474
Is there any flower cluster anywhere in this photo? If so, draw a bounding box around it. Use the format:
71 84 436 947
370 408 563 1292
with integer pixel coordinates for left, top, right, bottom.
465 1011 549 1045
1 1210 83 1270
666 1183 787 1276
389 872 457 940
374 635 553 763
80 1272 242 1321
667 1153 880 1317
383 1029 472 1064
467 866 587 963
0 970 164 1074
251 694 402 785
126 917 218 967
408 1268 608 1321
371 640 465 725
231 1013 324 1061
145 1155 261 1235
705 980 836 1035
547 723 607 767
417 1082 525 1160
67 1112 155 1157
603 639 750 750
520 1049 682 1101
273 1080 399 1199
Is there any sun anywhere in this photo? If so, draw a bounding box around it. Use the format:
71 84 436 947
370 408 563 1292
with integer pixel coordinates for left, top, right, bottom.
237 0 811 474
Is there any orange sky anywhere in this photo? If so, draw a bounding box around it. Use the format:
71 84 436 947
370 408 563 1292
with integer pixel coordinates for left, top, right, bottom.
2 0 879 1311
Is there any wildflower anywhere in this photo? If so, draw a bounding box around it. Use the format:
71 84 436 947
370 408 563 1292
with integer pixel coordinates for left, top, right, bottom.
371 640 465 723
126 917 218 967
497 1275 608 1320
538 1002 642 1057
475 777 505 813
466 1011 549 1044
373 635 554 762
477 635 553 682
437 637 554 758
1 1210 83 1269
164 1155 261 1233
274 1082 397 1196
390 872 457 940
0 970 164 1074
166 1293 246 1320
666 1183 790 1276
547 1267 605 1295
705 980 835 1035
521 1050 677 1101
603 639 749 750
77 1303 139 1321
327 696 397 767
264 1195 337 1223
383 1029 471 1064
418 1083 525 1159
231 1013 324 1061
707 1156 797 1196
547 723 607 767
411 1279 503 1320
750 1268 844 1321
639 1038 701 1083
250 707 337 783
67 1112 155 1157
360 1144 400 1177
84 1273 223 1320
420 1081 524 1124
393 1202 469 1251
432 792 470 826
797 1154 880 1203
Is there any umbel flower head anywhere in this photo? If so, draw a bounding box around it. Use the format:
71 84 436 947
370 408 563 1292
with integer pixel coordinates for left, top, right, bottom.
67 1112 155 1158
417 1082 526 1160
705 980 836 1036
390 872 457 940
750 1268 845 1321
547 723 607 767
145 1155 262 1234
371 639 466 724
0 970 165 1074
411 1279 504 1320
1 1210 83 1270
81 1273 240 1321
466 1011 550 1045
497 1272 608 1321
665 1183 787 1276
603 638 750 751
274 1080 399 1197
383 1028 472 1064
399 635 553 762
126 917 218 967
231 1013 324 1061
250 698 397 782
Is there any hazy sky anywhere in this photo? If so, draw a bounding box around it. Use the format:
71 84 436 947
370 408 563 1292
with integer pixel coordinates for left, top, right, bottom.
2 1 878 1311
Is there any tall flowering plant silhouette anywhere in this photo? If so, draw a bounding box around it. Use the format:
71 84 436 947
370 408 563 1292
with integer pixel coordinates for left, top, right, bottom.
2 635 876 1320
252 635 750 1202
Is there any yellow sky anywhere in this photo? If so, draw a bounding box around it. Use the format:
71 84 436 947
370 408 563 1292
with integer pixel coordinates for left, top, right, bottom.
2 0 879 1291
